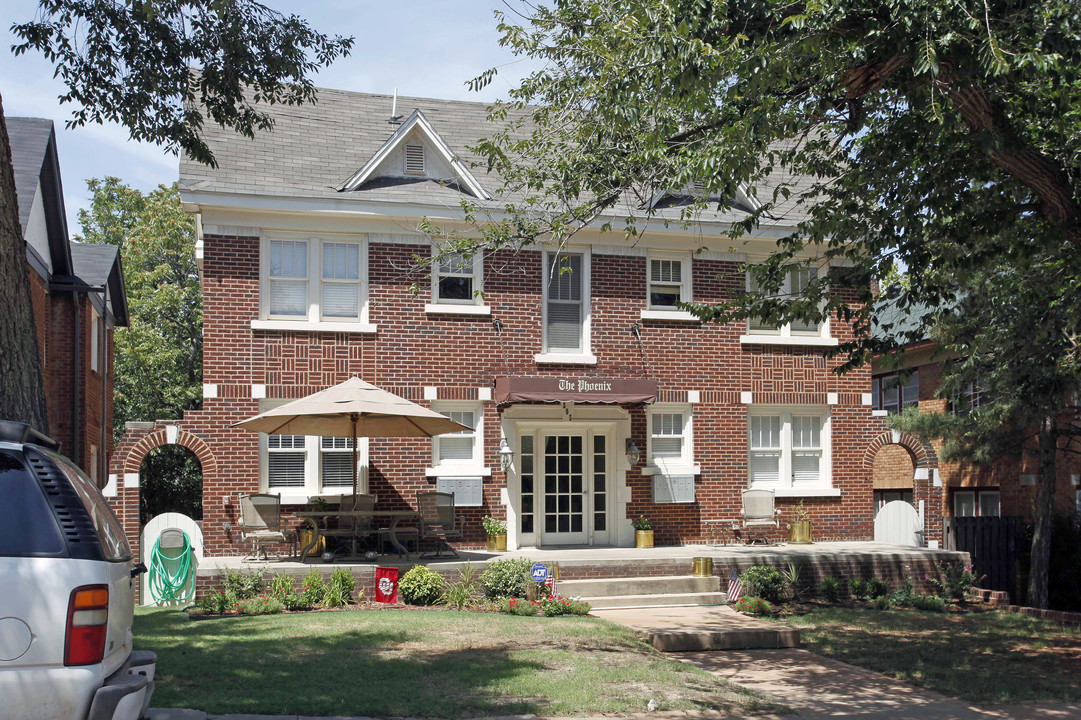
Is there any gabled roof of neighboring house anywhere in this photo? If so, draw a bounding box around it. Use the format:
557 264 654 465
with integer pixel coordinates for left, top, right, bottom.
68 243 129 326
178 87 818 229
8 116 73 277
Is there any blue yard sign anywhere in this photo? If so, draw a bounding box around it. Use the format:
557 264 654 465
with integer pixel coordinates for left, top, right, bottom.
530 563 548 582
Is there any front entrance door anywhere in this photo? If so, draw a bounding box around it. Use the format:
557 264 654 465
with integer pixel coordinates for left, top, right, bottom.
540 432 609 545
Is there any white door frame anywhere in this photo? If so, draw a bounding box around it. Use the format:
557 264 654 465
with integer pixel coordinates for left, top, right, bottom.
501 404 633 549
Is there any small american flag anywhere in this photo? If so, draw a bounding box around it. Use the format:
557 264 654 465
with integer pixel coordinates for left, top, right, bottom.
727 569 743 602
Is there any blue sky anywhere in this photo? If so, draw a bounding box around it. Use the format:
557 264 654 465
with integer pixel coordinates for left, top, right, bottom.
1 1 533 232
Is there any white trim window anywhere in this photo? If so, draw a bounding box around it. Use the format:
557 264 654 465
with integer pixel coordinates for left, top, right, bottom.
266 434 306 489
541 250 590 357
321 242 362 319
268 239 309 318
646 404 697 475
953 489 1000 517
647 256 691 310
320 437 356 489
431 404 483 469
872 370 919 413
746 267 831 340
748 407 832 491
433 251 481 305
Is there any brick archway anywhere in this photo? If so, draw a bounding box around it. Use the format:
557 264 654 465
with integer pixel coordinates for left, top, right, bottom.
863 430 937 474
119 424 217 475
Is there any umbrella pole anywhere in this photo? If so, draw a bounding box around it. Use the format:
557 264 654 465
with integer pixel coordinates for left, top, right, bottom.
351 414 359 496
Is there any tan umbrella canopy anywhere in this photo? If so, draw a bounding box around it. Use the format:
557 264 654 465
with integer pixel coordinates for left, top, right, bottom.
233 376 469 494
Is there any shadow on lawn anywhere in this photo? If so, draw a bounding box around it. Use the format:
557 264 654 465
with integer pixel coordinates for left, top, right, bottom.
138 609 615 717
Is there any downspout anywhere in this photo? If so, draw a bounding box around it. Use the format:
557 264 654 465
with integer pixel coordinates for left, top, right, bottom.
71 292 81 465
99 290 108 488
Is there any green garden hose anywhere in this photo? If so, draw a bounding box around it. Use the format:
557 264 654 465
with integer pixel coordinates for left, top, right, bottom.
148 529 195 604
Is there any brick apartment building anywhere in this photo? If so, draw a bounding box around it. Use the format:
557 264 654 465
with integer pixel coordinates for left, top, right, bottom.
108 89 926 557
12 116 128 484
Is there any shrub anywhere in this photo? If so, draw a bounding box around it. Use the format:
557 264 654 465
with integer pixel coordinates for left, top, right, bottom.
500 597 539 616
540 595 591 616
235 595 285 615
301 568 327 607
441 563 480 611
867 578 890 599
850 578 870 600
739 566 786 603
734 596 773 615
197 589 232 614
927 560 979 602
912 594 948 612
818 576 844 603
890 573 916 607
221 568 264 600
481 557 539 599
781 562 806 603
872 595 892 611
399 565 445 605
321 567 357 608
269 572 295 597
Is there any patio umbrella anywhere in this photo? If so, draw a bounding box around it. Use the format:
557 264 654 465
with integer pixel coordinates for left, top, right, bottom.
233 376 469 494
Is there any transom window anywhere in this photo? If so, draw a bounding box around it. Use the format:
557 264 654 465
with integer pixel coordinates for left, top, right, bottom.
545 252 586 353
268 240 308 317
748 267 823 336
872 370 919 413
749 408 831 489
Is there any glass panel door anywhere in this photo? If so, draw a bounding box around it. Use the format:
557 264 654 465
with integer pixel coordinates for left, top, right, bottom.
542 434 588 544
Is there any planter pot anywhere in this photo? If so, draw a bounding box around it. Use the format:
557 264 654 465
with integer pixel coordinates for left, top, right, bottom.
486 533 507 552
635 529 654 548
789 519 813 544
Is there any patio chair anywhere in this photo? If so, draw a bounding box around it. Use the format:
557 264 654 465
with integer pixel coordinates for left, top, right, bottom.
322 493 377 556
416 491 463 559
740 488 782 545
238 493 286 560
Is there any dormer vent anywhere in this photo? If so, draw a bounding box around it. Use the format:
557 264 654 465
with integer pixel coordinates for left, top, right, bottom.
404 144 425 175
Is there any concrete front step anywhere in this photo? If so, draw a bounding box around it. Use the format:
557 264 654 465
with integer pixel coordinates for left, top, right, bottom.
594 606 800 652
559 574 721 598
585 592 727 610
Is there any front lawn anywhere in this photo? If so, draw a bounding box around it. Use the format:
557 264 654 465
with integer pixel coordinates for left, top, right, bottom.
136 607 783 717
772 606 1081 704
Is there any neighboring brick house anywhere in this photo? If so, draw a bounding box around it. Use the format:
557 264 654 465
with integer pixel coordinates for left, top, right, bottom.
869 311 1080 525
11 116 129 485
110 88 899 557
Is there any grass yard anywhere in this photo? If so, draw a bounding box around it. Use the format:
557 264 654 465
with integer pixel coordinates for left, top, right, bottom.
773 606 1081 704
135 607 784 717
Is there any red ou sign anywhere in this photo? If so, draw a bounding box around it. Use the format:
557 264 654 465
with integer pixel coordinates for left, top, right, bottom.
374 566 399 603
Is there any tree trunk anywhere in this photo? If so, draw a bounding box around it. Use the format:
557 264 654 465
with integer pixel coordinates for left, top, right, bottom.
1027 416 1058 609
0 93 50 432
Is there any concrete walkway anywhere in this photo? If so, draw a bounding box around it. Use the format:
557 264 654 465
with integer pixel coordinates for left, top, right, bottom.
594 605 799 651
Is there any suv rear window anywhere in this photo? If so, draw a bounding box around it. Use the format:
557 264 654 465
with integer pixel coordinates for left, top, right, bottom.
47 451 132 561
0 450 66 556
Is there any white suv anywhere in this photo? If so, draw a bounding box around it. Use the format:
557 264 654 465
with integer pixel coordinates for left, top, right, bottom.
0 421 156 720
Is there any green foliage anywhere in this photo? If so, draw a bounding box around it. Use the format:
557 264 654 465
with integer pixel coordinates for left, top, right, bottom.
481 557 539 599
399 565 445 606
539 595 591 616
850 578 870 600
12 3 353 166
781 562 806 602
197 589 232 615
482 516 508 536
872 595 892 611
818 577 845 604
324 567 357 608
734 596 773 615
867 578 890 599
301 568 327 608
221 568 263 601
500 597 540 616
927 561 979 602
911 594 949 612
739 566 786 604
235 596 285 615
632 516 652 531
441 563 481 611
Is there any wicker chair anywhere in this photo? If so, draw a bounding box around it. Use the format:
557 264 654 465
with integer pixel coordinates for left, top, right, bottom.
238 493 286 560
740 488 783 545
416 491 463 558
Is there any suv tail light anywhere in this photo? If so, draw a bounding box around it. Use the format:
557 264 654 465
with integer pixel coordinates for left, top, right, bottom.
65 584 109 666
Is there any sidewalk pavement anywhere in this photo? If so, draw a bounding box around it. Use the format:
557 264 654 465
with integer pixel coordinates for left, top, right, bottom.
593 605 798 651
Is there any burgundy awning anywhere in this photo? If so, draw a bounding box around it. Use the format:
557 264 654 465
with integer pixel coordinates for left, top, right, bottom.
494 376 658 405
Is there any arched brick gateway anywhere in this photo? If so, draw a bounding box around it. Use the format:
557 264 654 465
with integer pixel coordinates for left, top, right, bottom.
862 430 938 473
863 430 944 544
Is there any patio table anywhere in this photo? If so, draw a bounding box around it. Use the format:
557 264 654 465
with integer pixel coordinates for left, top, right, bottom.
295 510 420 561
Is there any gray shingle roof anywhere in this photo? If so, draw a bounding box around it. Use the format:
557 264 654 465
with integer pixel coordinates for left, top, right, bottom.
8 116 53 235
69 243 118 287
180 87 816 228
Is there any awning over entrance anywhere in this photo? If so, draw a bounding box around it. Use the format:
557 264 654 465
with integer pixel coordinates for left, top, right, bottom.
494 376 658 405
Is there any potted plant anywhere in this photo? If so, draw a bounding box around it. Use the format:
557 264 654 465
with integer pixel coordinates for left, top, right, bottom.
483 516 508 552
788 500 812 544
633 516 653 548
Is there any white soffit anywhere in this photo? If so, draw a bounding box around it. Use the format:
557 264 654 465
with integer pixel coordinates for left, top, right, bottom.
340 109 492 200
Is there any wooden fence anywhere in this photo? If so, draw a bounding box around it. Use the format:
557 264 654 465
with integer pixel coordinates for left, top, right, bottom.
942 516 1027 600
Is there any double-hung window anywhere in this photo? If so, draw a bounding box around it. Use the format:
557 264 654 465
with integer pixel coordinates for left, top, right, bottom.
267 434 306 489
434 252 481 303
431 404 485 506
953 490 1000 517
748 408 832 493
648 405 696 502
321 242 362 319
541 251 590 357
434 408 479 466
320 437 355 489
746 267 831 341
648 258 685 309
268 240 308 317
872 370 919 413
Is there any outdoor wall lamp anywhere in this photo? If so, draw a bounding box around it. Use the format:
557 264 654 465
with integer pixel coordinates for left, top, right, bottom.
625 438 641 467
499 438 514 471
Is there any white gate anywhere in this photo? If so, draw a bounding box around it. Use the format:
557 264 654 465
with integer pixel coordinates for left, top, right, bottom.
140 512 203 606
874 500 924 547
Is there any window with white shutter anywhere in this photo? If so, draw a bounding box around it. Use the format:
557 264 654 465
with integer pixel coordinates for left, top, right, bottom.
791 415 822 485
749 415 782 485
322 242 362 319
268 435 306 488
545 253 585 352
749 408 831 490
268 240 308 317
320 437 354 489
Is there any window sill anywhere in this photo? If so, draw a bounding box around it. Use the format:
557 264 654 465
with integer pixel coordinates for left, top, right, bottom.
252 319 377 333
739 334 839 347
534 353 598 365
425 467 492 478
425 304 492 316
641 464 701 476
750 486 842 498
640 310 699 322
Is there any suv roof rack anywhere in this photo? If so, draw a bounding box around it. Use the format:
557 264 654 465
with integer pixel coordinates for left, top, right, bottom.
0 420 61 451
